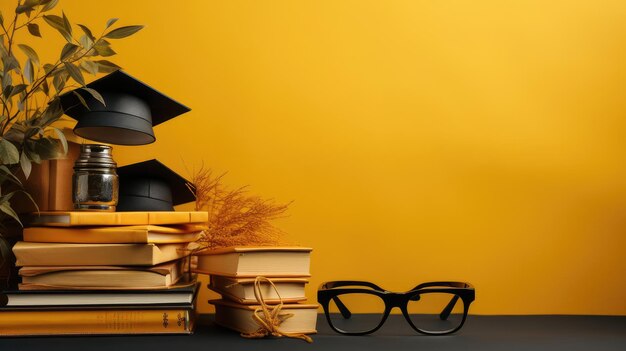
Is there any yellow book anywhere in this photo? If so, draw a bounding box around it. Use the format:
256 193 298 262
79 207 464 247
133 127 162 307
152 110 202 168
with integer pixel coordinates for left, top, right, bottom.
23 225 203 244
26 211 208 227
13 242 189 266
194 246 312 277
0 308 195 336
210 299 318 334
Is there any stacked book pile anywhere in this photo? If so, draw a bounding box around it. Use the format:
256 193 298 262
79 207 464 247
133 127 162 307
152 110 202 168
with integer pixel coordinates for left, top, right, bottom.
194 247 318 336
0 211 207 337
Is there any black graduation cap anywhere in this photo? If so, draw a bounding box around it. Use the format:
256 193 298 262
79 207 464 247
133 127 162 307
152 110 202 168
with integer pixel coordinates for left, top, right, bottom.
60 70 190 145
116 159 196 212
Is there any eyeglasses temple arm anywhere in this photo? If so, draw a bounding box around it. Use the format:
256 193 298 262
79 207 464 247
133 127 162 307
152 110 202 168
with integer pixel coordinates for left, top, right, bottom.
439 294 460 320
332 296 352 319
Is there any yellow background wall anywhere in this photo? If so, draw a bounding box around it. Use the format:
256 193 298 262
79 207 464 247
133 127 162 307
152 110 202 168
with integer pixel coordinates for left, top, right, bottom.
4 0 626 315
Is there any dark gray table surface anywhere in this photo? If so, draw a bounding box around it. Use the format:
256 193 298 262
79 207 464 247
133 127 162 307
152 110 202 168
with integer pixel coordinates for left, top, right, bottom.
1 314 625 351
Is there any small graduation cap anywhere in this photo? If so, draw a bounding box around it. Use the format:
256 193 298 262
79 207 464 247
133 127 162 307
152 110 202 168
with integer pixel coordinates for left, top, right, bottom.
60 70 190 145
116 159 196 212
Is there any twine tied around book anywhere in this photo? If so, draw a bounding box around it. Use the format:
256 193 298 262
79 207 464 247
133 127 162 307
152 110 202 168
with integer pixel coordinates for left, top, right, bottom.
240 276 313 343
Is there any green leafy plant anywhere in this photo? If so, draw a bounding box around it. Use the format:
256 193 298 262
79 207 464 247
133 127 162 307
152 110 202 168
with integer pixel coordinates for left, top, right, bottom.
0 0 143 283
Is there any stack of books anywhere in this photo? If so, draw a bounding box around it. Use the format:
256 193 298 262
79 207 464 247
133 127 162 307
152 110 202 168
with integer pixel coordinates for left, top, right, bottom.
194 247 318 336
0 210 207 337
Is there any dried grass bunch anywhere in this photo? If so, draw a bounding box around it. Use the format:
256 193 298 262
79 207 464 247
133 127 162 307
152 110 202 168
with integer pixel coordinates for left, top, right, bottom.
189 166 291 251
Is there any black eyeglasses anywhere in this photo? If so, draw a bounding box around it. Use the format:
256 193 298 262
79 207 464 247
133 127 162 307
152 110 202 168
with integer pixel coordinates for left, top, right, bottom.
317 281 475 335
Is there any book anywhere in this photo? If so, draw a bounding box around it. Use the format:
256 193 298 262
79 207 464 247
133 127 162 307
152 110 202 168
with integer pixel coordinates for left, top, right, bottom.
194 246 312 277
1 282 198 307
209 275 308 304
210 299 318 334
47 141 81 211
17 141 81 213
26 210 208 227
23 225 203 244
13 242 189 266
0 307 195 336
18 259 185 289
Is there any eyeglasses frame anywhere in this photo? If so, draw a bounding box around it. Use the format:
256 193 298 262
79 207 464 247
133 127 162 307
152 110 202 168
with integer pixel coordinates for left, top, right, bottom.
317 280 475 336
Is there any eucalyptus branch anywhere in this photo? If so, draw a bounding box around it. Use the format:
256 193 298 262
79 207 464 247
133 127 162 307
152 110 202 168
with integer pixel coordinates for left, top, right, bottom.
0 20 10 37
3 30 103 134
6 8 20 57
0 5 22 129
14 7 45 31
18 70 28 122
0 0 144 284
1 104 22 135
22 63 61 101
20 35 101 105
2 109 21 136
0 95 10 117
0 92 9 121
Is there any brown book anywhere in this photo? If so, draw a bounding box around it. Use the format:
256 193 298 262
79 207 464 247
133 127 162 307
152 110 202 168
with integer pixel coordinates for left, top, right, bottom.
13 242 189 266
18 259 185 289
210 299 318 334
209 275 308 304
194 246 312 277
23 225 203 244
16 140 80 213
0 308 195 336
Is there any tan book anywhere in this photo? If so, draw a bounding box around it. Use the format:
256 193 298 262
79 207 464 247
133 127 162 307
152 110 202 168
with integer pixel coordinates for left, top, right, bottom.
0 308 194 336
23 225 203 244
18 260 185 289
13 242 189 266
47 141 81 211
194 246 312 277
26 211 208 227
210 275 308 304
210 299 318 334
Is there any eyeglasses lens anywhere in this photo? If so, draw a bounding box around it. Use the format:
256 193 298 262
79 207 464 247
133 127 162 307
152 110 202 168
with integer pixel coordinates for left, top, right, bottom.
328 292 386 334
406 292 465 333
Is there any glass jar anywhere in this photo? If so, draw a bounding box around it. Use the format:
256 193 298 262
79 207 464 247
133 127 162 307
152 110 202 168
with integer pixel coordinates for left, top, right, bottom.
72 144 119 211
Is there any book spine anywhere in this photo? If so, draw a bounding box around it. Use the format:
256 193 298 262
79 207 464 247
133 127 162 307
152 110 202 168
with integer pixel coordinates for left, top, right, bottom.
189 211 208 223
13 243 156 266
150 212 190 225
23 228 148 244
71 212 143 226
0 309 192 336
69 212 206 226
47 142 79 211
